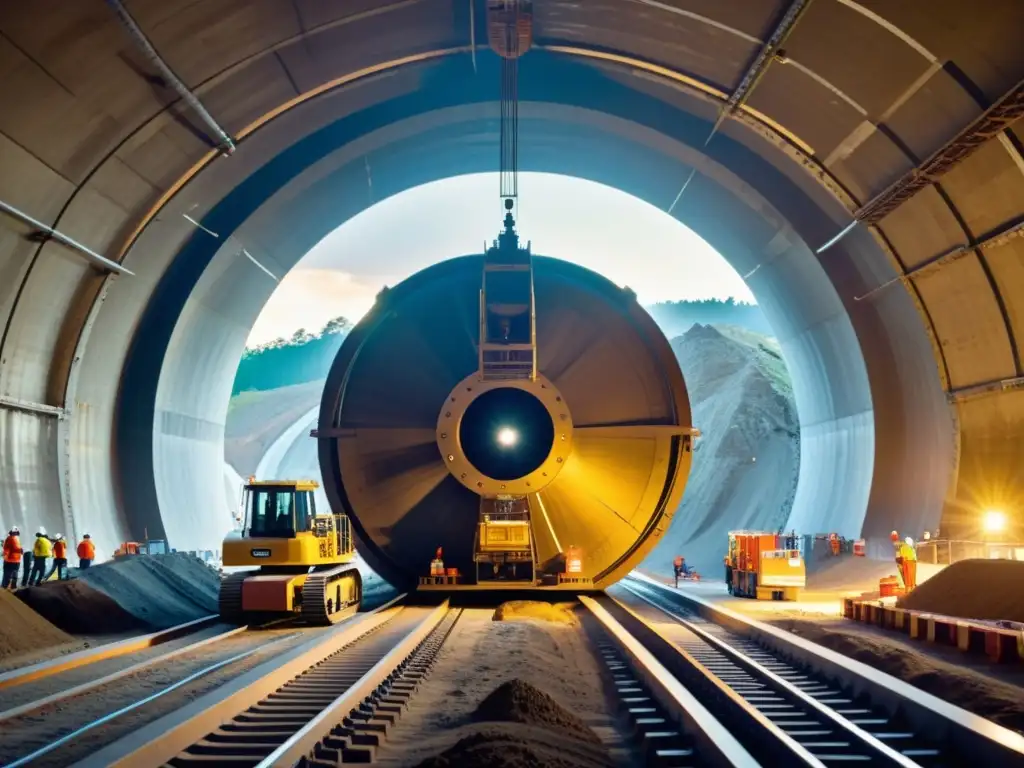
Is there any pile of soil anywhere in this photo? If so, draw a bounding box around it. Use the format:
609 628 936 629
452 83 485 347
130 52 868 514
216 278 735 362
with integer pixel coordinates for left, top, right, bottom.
415 727 614 768
75 554 219 629
898 559 1024 623
16 579 145 635
471 679 601 744
777 619 1024 734
0 589 74 660
492 601 578 625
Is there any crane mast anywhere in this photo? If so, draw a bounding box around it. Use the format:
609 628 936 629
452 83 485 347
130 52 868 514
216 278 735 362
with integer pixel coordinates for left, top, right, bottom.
480 1 535 382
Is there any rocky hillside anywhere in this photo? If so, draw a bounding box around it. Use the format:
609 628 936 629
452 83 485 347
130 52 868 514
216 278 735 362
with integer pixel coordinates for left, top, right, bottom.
643 324 800 578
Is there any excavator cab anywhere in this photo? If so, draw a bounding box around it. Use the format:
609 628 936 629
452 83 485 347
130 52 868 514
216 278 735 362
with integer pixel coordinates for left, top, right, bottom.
220 479 361 625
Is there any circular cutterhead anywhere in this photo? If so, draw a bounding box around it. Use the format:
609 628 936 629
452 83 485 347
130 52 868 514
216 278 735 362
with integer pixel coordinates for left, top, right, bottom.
437 374 573 495
318 255 693 589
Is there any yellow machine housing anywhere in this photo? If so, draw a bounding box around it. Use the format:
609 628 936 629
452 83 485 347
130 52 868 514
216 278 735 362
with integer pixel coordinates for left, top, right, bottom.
220 479 361 625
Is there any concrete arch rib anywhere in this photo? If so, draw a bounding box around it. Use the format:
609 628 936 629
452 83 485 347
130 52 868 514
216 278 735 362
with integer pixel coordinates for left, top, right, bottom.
104 50 907 555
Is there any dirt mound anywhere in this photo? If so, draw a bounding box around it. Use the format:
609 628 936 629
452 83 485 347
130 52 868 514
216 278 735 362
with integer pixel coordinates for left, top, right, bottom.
415 727 614 768
471 679 600 744
16 579 145 635
0 589 74 660
492 601 578 625
76 553 219 629
898 559 1024 623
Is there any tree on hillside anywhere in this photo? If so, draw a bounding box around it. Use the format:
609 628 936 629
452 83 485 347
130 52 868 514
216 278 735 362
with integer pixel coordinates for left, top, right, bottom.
321 316 351 335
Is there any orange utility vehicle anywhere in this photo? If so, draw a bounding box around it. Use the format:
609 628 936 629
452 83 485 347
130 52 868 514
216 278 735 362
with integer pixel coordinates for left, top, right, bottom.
727 531 805 601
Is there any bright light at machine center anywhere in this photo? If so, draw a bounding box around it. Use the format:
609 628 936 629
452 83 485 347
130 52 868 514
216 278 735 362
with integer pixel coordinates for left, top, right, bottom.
982 509 1007 533
496 427 519 448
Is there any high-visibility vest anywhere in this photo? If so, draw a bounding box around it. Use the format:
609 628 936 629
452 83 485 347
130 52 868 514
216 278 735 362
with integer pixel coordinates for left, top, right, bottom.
53 540 67 559
34 536 52 558
78 540 95 559
900 543 917 562
3 535 22 564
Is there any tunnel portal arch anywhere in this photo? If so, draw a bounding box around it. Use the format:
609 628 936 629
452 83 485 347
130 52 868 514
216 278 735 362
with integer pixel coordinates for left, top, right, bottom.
2 1 1020 556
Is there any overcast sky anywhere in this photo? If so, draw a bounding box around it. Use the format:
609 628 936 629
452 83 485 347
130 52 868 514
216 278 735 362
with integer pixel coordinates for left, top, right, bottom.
248 172 755 346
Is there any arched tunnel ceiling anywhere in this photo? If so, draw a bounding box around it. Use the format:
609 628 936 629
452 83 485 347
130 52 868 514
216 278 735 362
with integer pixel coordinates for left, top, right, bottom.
0 0 1023 553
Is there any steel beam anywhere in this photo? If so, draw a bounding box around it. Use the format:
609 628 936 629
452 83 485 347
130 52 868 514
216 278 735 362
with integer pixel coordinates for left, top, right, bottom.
856 77 1024 225
0 199 134 276
948 375 1024 403
104 0 236 155
0 395 66 418
854 215 1024 302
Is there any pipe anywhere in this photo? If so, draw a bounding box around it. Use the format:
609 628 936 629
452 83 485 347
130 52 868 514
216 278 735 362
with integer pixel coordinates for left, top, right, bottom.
104 0 236 156
0 198 134 276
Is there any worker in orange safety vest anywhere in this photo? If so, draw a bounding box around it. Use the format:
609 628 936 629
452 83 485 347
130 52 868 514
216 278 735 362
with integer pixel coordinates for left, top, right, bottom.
829 532 840 556
898 537 918 591
77 534 96 569
2 527 23 589
44 534 69 582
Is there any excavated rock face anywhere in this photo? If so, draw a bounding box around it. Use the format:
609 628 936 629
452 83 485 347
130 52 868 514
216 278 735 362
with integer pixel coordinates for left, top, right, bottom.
646 323 800 576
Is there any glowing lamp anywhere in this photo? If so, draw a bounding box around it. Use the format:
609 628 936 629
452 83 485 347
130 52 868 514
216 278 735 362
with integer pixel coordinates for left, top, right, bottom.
982 510 1007 533
496 427 519 448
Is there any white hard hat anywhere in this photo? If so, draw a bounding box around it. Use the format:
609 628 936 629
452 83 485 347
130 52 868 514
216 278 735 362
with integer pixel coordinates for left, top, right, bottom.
9 526 19 535
904 536 914 546
37 526 46 535
55 533 64 540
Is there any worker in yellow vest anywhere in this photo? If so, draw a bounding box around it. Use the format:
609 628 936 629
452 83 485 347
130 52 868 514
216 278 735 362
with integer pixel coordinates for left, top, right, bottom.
898 537 918 591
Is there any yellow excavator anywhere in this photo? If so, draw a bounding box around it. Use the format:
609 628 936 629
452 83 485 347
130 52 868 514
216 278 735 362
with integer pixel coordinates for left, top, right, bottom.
219 479 362 625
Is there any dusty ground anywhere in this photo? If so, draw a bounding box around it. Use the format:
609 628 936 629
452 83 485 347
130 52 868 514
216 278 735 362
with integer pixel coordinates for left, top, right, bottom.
374 605 635 767
0 625 321 768
16 579 147 635
770 617 1024 735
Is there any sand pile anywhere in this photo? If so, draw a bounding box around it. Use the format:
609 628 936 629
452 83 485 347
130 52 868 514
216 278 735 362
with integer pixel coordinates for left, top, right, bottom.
898 559 1024 622
471 679 601 744
16 579 144 634
492 601 578 625
0 589 74 660
415 727 613 768
416 680 610 767
75 553 219 629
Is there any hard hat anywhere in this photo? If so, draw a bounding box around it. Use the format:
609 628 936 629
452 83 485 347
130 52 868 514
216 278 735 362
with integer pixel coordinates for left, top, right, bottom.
904 536 914 546
55 533 64 540
890 530 899 541
10 526 19 535
83 533 91 539
37 526 46 536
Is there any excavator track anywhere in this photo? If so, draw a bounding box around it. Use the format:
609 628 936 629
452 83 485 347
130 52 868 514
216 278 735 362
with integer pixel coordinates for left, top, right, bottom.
301 564 362 625
218 571 249 623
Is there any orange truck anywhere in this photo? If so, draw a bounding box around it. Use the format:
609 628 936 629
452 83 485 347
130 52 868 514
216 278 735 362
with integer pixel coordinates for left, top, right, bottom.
727 531 805 601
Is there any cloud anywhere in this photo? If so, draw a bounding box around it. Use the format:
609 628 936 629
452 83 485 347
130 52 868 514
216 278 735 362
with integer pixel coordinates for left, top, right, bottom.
247 269 381 346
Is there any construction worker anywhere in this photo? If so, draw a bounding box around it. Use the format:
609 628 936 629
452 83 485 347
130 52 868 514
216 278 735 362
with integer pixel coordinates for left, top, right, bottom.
724 555 733 594
829 532 840 556
44 534 68 581
30 529 51 585
890 530 905 590
899 537 918 591
673 555 684 587
77 534 95 569
21 538 34 588
2 527 23 589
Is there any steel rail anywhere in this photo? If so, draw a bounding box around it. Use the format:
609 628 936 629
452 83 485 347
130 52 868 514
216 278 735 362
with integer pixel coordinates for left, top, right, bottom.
0 614 219 690
0 623 248 724
618 582 919 766
580 594 760 767
72 592 408 768
5 631 302 768
628 571 1024 764
256 600 454 766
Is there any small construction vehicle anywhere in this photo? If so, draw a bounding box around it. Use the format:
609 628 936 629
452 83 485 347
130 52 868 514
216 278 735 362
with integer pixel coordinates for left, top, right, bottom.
728 530 805 600
219 478 361 625
113 533 169 559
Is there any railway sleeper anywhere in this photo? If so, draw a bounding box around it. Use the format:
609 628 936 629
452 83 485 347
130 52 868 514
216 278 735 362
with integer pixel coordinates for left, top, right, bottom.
298 608 462 767
595 638 698 767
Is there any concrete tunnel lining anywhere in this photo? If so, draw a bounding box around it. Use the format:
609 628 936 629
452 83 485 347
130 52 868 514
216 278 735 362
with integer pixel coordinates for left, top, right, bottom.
108 50 904 555
7 0 1023 556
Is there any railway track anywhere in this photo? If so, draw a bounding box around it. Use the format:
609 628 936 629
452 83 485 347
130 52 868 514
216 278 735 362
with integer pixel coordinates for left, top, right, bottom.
611 574 1024 767
69 597 455 768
